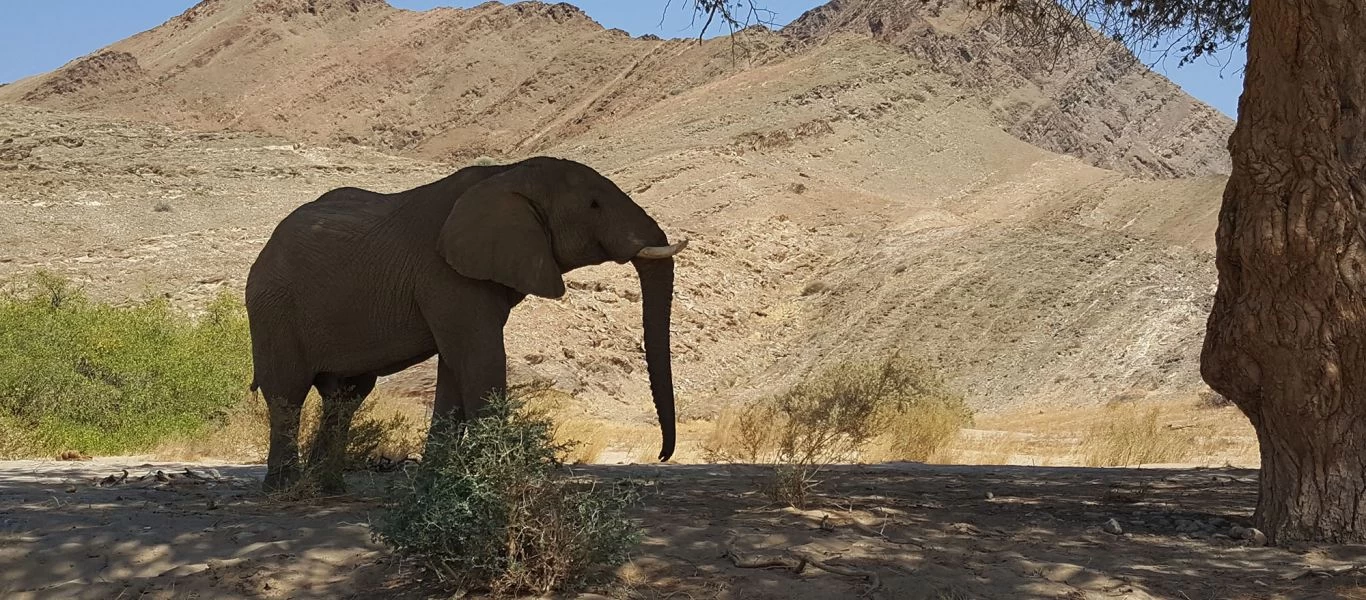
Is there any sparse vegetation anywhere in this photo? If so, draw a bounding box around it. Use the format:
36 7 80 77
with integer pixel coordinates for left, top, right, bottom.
705 354 972 507
299 391 425 470
1197 389 1232 409
374 394 641 597
0 272 251 456
1081 403 1197 467
800 280 830 296
153 385 427 474
866 392 974 463
152 201 173 212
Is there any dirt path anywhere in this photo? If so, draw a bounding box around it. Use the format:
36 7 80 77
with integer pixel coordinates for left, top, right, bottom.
1 459 1363 599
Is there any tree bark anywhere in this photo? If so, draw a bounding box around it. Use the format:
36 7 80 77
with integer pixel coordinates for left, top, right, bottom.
1201 0 1366 544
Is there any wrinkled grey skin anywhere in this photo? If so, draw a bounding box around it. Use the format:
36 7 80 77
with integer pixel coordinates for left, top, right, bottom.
245 156 682 493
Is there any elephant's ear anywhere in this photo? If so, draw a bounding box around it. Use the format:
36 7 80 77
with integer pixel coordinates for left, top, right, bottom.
439 187 565 299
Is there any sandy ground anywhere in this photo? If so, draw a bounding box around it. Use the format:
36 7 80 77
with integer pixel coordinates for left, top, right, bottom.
2 458 1364 599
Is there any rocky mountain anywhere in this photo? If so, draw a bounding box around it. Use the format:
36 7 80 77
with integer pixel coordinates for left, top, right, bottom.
1 0 1234 432
0 0 1230 178
783 0 1233 177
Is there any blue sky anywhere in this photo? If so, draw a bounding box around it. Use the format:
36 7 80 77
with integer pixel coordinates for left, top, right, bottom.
0 1 1244 117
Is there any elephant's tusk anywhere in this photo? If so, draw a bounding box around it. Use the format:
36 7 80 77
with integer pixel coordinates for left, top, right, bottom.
636 238 688 259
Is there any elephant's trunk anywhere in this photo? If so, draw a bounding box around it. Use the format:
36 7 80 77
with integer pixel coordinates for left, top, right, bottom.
632 256 676 462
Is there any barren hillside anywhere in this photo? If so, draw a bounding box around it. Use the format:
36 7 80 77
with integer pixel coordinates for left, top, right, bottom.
1 0 1234 433
783 0 1234 178
0 0 1230 179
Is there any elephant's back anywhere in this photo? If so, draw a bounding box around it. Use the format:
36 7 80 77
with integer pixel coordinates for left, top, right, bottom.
274 187 400 243
248 187 405 296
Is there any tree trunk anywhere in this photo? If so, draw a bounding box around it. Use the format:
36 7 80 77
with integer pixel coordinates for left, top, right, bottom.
1201 0 1366 544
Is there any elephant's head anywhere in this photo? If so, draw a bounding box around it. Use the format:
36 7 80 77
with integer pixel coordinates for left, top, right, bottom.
439 156 686 461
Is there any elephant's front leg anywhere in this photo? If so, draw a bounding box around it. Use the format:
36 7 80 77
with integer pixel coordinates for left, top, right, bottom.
426 288 513 442
458 329 508 421
427 357 465 442
431 319 508 429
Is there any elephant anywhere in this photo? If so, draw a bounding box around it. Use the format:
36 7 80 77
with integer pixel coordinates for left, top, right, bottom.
244 156 686 493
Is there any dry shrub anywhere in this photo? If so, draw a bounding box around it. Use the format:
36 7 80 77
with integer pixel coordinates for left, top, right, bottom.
1081 404 1197 467
1198 389 1234 409
702 401 780 463
375 394 641 597
706 354 971 507
867 395 973 463
800 280 831 296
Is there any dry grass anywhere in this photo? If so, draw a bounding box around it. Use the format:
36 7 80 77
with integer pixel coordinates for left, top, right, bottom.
553 417 614 465
865 400 974 463
939 395 1259 467
154 379 694 467
703 356 972 468
0 416 39 461
702 354 972 507
153 389 426 465
513 382 692 465
1080 404 1197 467
701 402 781 464
152 382 1256 473
151 398 271 461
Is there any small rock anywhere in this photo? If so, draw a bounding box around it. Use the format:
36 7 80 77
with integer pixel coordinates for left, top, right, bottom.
1230 525 1247 538
1102 518 1124 535
1242 527 1268 546
985 491 994 500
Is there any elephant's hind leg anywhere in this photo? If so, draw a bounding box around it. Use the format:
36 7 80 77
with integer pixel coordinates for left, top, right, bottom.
306 373 377 494
262 378 312 493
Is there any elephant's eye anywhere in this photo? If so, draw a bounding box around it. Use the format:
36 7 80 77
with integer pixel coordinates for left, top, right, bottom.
590 199 601 209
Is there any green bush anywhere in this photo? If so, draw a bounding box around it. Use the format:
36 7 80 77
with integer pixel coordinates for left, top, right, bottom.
374 395 642 597
0 272 252 456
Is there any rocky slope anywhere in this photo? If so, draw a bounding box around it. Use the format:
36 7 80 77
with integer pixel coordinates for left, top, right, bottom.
783 0 1234 178
0 0 1230 178
1 0 1232 427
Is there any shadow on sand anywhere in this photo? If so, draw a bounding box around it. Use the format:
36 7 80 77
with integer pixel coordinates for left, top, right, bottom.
1 459 1363 599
